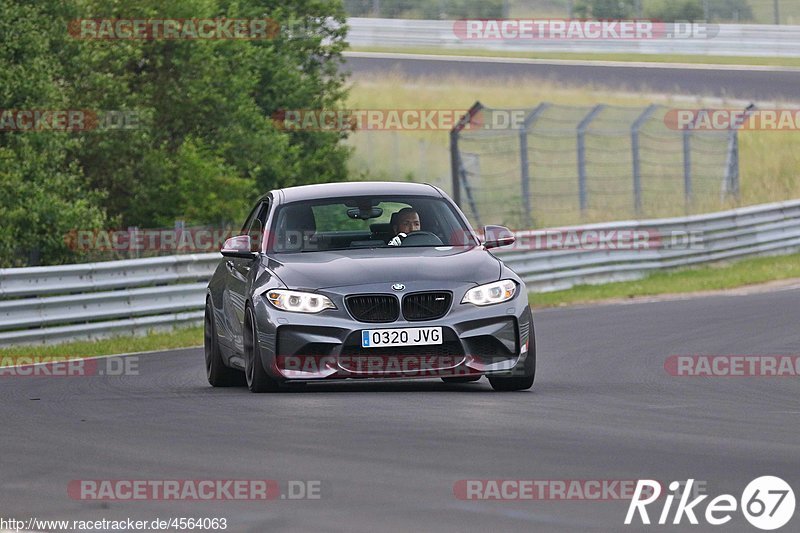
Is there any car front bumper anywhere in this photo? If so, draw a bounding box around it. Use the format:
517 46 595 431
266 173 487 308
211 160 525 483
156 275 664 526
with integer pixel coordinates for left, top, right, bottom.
251 281 533 381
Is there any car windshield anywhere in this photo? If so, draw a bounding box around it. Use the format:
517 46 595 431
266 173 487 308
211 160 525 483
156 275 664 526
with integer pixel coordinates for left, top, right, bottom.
270 195 476 253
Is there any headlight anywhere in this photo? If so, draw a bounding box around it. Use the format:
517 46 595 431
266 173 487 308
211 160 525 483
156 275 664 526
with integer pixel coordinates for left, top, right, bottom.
461 280 517 306
266 289 336 313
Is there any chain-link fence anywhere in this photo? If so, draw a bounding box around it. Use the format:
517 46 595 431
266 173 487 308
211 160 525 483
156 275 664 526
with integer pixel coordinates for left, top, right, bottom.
450 102 752 228
344 0 800 25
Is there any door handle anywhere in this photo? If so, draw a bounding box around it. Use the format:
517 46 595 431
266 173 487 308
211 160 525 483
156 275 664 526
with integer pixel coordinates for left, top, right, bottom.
225 260 234 271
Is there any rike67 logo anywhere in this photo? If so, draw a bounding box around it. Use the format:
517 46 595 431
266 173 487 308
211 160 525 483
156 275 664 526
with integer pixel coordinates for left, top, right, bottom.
625 477 795 530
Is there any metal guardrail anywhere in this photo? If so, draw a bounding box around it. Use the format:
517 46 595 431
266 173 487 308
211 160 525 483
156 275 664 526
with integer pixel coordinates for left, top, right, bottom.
347 18 800 57
1 199 799 346
0 255 219 346
496 199 800 291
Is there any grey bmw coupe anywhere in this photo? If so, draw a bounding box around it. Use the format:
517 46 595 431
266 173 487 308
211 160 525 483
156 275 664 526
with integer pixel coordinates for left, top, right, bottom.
204 181 535 392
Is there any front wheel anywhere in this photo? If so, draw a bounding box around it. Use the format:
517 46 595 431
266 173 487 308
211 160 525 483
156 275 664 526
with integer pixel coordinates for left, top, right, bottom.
244 306 282 393
205 298 245 387
488 316 536 392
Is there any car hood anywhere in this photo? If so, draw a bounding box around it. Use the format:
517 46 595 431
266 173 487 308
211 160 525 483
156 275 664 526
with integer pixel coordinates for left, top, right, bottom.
266 246 500 290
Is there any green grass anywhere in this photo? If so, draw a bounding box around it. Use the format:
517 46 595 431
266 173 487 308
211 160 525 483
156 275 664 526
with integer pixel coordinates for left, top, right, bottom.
351 46 800 68
530 252 800 308
0 326 202 360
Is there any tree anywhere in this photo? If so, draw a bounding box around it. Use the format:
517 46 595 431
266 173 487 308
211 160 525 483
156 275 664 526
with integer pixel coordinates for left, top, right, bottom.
68 0 351 227
0 0 106 266
645 0 704 22
1 0 353 266
573 0 638 19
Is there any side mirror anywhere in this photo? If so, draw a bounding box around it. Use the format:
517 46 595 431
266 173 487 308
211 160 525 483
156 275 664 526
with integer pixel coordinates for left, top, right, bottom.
221 235 257 259
482 225 515 250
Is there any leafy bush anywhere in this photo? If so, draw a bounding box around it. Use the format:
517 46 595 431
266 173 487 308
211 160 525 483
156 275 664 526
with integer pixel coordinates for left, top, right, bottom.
573 0 638 18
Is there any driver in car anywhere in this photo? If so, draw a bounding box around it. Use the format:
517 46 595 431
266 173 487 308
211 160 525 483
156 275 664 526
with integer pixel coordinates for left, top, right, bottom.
388 208 420 246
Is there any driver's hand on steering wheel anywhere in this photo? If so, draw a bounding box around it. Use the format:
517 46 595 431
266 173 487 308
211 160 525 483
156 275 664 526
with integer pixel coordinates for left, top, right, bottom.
388 233 408 246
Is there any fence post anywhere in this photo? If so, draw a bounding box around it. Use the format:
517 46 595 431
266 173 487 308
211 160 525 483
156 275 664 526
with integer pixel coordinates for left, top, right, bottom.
577 104 605 215
724 104 756 200
631 104 658 216
724 131 740 199
683 128 692 207
459 154 483 227
519 103 549 228
774 0 781 24
450 101 484 209
682 109 711 209
449 129 461 207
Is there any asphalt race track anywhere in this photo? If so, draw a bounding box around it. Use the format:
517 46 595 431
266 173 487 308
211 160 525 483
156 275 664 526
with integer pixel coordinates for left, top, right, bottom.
3 288 799 532
344 52 800 102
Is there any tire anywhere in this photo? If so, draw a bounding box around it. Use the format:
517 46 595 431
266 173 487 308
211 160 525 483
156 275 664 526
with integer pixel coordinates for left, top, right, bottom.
204 298 245 387
488 316 536 392
244 306 282 393
441 376 481 383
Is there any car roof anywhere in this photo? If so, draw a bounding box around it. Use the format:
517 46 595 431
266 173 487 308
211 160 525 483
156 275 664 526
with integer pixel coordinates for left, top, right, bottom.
269 181 444 204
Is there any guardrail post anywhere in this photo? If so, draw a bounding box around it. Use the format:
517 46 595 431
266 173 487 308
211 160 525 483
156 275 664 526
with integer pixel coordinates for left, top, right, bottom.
631 104 658 216
519 103 549 228
577 104 605 215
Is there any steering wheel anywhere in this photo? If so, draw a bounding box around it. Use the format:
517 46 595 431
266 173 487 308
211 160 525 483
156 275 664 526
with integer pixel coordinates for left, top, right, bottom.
401 231 444 246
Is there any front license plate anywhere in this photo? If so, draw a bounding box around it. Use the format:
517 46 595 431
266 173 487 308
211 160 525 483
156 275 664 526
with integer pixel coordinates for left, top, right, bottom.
361 327 443 348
